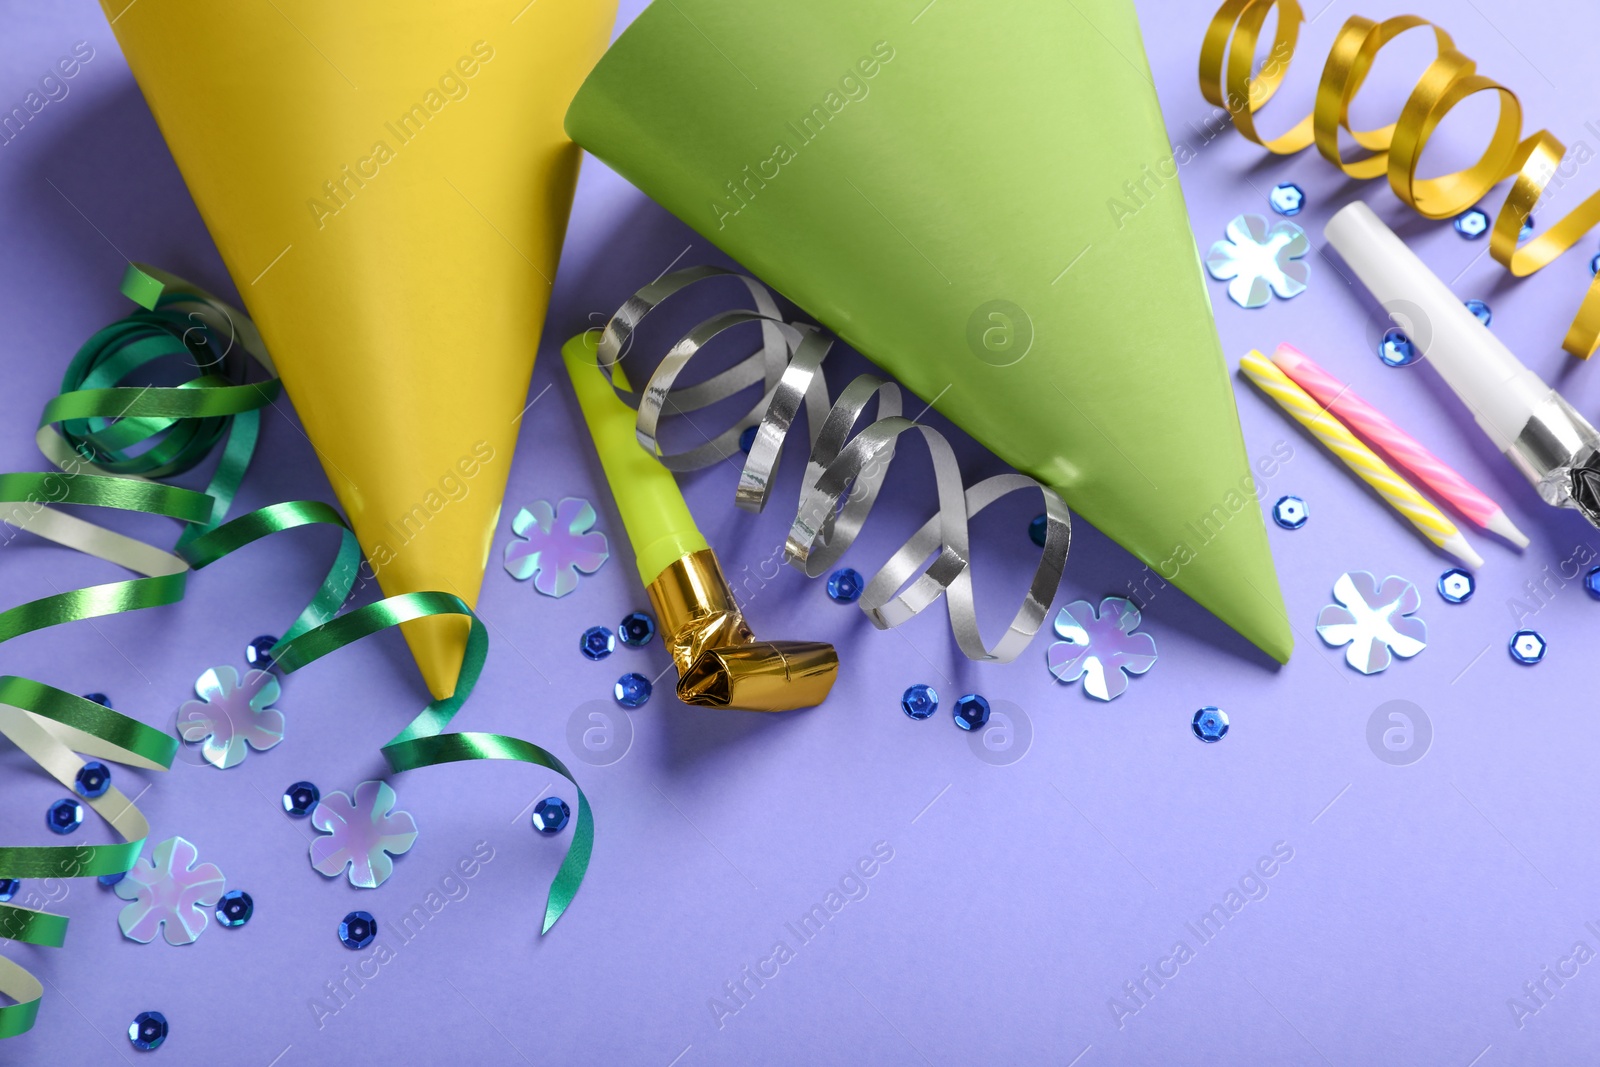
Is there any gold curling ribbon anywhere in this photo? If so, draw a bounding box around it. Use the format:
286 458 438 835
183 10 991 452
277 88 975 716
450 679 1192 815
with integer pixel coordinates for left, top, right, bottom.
1200 0 1600 358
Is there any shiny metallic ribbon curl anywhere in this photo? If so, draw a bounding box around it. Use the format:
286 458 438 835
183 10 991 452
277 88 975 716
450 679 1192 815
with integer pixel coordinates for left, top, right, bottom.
596 266 1072 663
1201 0 1600 357
0 267 590 1040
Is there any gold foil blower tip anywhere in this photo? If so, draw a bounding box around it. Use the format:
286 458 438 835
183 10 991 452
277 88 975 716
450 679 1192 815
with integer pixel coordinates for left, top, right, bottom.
647 549 837 711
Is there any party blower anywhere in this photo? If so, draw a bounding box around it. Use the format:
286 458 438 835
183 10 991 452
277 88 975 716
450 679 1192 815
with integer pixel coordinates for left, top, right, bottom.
564 0 1293 662
563 333 837 711
1327 202 1600 527
102 0 617 697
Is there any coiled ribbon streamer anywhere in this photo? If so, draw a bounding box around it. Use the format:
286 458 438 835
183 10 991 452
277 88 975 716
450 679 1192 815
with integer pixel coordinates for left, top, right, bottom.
0 266 590 1040
1200 0 1600 357
596 266 1073 662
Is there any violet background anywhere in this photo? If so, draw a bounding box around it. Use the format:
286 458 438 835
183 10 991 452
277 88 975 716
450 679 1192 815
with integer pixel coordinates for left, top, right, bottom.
2 0 1599 1063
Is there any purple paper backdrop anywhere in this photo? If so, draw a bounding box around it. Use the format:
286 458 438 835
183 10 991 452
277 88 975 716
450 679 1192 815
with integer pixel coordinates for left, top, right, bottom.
3 0 1599 1064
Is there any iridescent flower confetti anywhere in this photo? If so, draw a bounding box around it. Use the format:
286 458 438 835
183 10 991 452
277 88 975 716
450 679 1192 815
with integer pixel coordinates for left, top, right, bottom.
1047 597 1158 700
113 836 226 945
1205 213 1311 308
503 498 609 597
1315 571 1427 674
176 666 284 769
309 780 419 889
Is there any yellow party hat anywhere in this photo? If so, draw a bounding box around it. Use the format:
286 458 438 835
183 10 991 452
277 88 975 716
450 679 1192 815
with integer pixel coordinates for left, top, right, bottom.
102 0 618 696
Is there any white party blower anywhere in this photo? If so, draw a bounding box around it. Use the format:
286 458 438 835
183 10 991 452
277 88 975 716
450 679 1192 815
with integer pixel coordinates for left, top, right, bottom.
1326 201 1600 528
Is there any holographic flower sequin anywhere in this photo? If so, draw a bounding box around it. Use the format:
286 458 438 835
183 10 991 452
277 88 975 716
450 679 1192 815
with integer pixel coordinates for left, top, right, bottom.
503 497 609 597
1204 213 1311 308
309 780 418 889
176 666 284 770
113 836 226 945
1046 597 1158 701
1316 571 1427 675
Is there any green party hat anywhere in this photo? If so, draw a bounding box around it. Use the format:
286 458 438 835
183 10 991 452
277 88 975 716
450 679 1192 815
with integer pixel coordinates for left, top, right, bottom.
565 0 1291 661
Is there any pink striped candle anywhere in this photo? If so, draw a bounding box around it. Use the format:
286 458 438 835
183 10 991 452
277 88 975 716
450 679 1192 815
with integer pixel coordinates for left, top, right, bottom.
1271 343 1529 549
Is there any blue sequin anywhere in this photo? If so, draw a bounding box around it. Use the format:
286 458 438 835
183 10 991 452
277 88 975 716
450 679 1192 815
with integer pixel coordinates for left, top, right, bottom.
532 797 571 834
618 612 656 647
216 889 253 928
614 673 652 708
1454 209 1489 238
1379 327 1420 367
1520 214 1535 241
901 684 939 720
0 879 17 902
1465 299 1492 326
74 761 111 799
827 568 864 603
47 798 83 835
1269 183 1305 216
1510 629 1547 664
738 425 758 454
83 692 111 708
1586 565 1600 599
581 626 616 661
1192 706 1229 742
1437 569 1475 604
129 1011 168 1051
246 634 279 670
339 910 377 949
1591 252 1600 278
1272 495 1308 530
98 872 125 887
1028 513 1048 548
952 694 991 732
282 781 320 818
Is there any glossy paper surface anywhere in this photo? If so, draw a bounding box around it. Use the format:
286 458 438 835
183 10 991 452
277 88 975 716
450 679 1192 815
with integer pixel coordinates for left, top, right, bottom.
565 0 1291 661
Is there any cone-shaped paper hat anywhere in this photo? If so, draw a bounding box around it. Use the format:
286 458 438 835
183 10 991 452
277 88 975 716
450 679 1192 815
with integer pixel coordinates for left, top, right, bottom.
565 0 1291 661
103 0 618 696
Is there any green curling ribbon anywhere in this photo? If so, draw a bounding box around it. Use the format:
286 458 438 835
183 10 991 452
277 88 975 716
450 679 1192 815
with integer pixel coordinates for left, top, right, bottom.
182 511 594 932
269 592 594 931
0 265 592 1041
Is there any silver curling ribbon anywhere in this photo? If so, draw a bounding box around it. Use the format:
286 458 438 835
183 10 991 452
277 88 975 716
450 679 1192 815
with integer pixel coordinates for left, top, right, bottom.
594 267 1072 663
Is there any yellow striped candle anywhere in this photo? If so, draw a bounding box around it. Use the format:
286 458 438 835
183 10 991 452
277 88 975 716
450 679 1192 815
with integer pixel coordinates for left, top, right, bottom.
1238 349 1483 569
